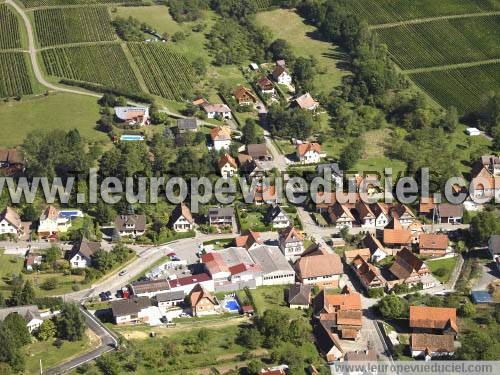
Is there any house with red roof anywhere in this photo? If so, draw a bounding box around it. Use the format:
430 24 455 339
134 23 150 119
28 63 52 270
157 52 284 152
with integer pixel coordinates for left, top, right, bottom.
296 142 322 164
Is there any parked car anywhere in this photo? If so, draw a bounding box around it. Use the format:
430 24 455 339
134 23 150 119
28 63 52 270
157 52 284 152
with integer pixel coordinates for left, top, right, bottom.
119 270 127 276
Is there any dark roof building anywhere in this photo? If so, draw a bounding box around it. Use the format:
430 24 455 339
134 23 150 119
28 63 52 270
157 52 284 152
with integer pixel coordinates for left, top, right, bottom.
177 118 198 132
111 296 151 318
288 284 312 307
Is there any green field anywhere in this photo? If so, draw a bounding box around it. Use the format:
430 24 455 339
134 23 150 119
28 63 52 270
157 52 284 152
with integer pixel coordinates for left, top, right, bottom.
41 44 141 91
256 8 348 93
0 93 108 146
427 255 459 283
33 6 115 47
128 43 195 101
249 285 304 319
21 0 141 7
0 52 34 98
0 4 21 50
409 63 500 112
377 16 500 69
347 0 500 25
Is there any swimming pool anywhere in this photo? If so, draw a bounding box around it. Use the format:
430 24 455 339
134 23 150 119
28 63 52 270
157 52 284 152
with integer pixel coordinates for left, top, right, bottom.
120 135 144 141
223 298 240 313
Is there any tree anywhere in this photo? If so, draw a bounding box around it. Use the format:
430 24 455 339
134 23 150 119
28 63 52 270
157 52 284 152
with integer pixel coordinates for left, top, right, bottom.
0 325 25 372
460 301 476 317
269 39 294 62
470 211 500 244
20 280 35 305
377 294 408 319
41 277 58 291
339 138 365 171
3 313 32 347
242 119 259 144
237 327 262 349
96 353 120 375
192 57 207 77
456 331 494 359
44 246 62 267
56 303 86 341
247 359 262 375
37 319 56 341
91 249 114 272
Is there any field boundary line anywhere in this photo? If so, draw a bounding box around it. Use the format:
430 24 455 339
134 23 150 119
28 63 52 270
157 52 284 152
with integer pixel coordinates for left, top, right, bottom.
120 42 150 94
402 58 500 74
23 2 136 12
370 10 500 29
37 40 120 51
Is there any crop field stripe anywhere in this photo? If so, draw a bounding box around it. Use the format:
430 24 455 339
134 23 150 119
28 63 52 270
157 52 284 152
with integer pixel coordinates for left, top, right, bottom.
402 58 500 74
346 0 500 25
21 0 141 8
376 15 500 69
408 63 500 112
0 52 33 98
33 6 115 47
0 4 21 50
128 43 195 101
370 10 500 29
41 44 141 91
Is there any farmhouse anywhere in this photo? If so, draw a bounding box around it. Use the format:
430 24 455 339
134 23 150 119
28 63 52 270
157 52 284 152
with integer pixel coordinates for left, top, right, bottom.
67 238 100 268
388 248 432 289
293 92 319 111
0 207 23 237
233 86 257 106
344 248 370 264
247 144 272 161
115 214 146 238
409 306 458 336
436 203 463 224
327 202 356 229
355 201 376 228
218 153 238 177
111 296 152 325
315 320 345 362
176 118 198 133
256 76 275 94
390 204 416 227
418 233 449 257
156 291 185 308
208 206 235 227
265 204 290 229
0 305 44 333
248 245 295 286
363 233 389 263
210 126 232 151
278 225 305 261
296 142 322 164
296 252 343 288
115 106 150 126
168 203 195 232
351 255 386 290
203 104 232 119
189 283 219 316
410 333 455 359
272 65 292 84
288 284 312 309
235 230 263 250
313 286 362 317
383 228 412 250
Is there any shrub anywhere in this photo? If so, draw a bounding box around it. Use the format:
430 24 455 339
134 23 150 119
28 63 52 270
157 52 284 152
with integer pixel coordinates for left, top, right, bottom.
41 277 58 290
434 267 446 277
367 288 384 298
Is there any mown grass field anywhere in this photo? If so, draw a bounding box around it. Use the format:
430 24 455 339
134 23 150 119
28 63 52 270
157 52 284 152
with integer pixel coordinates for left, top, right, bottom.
32 6 116 47
41 44 141 91
256 8 348 94
346 0 500 25
0 93 108 146
427 256 459 283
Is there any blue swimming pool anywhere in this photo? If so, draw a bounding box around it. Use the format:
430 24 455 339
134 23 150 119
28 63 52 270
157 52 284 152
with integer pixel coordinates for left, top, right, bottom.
223 298 240 313
120 135 144 141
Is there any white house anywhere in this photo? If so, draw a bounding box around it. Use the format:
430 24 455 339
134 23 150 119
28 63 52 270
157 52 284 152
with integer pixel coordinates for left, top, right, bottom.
369 203 390 228
115 214 146 238
363 233 389 263
355 201 376 228
466 127 481 136
0 207 23 237
111 297 152 325
0 305 44 333
169 203 195 232
68 238 100 268
218 153 237 177
265 204 290 229
296 143 322 164
210 126 232 151
278 226 305 261
203 104 232 119
156 291 185 309
272 65 292 85
115 106 150 126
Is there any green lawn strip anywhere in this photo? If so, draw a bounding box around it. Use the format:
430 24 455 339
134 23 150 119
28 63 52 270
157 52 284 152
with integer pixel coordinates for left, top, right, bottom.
426 256 459 283
0 93 108 147
24 332 94 374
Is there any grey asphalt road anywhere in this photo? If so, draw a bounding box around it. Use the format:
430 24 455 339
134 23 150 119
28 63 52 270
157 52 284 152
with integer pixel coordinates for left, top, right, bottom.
45 307 118 375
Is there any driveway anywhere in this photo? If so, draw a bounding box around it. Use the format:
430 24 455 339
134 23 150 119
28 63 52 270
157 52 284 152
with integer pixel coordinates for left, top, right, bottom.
472 263 500 291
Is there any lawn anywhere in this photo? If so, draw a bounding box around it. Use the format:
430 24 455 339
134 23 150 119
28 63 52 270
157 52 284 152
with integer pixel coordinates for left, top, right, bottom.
238 209 268 232
0 93 108 147
256 8 349 94
427 255 459 283
24 330 96 374
249 285 305 319
0 250 24 293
